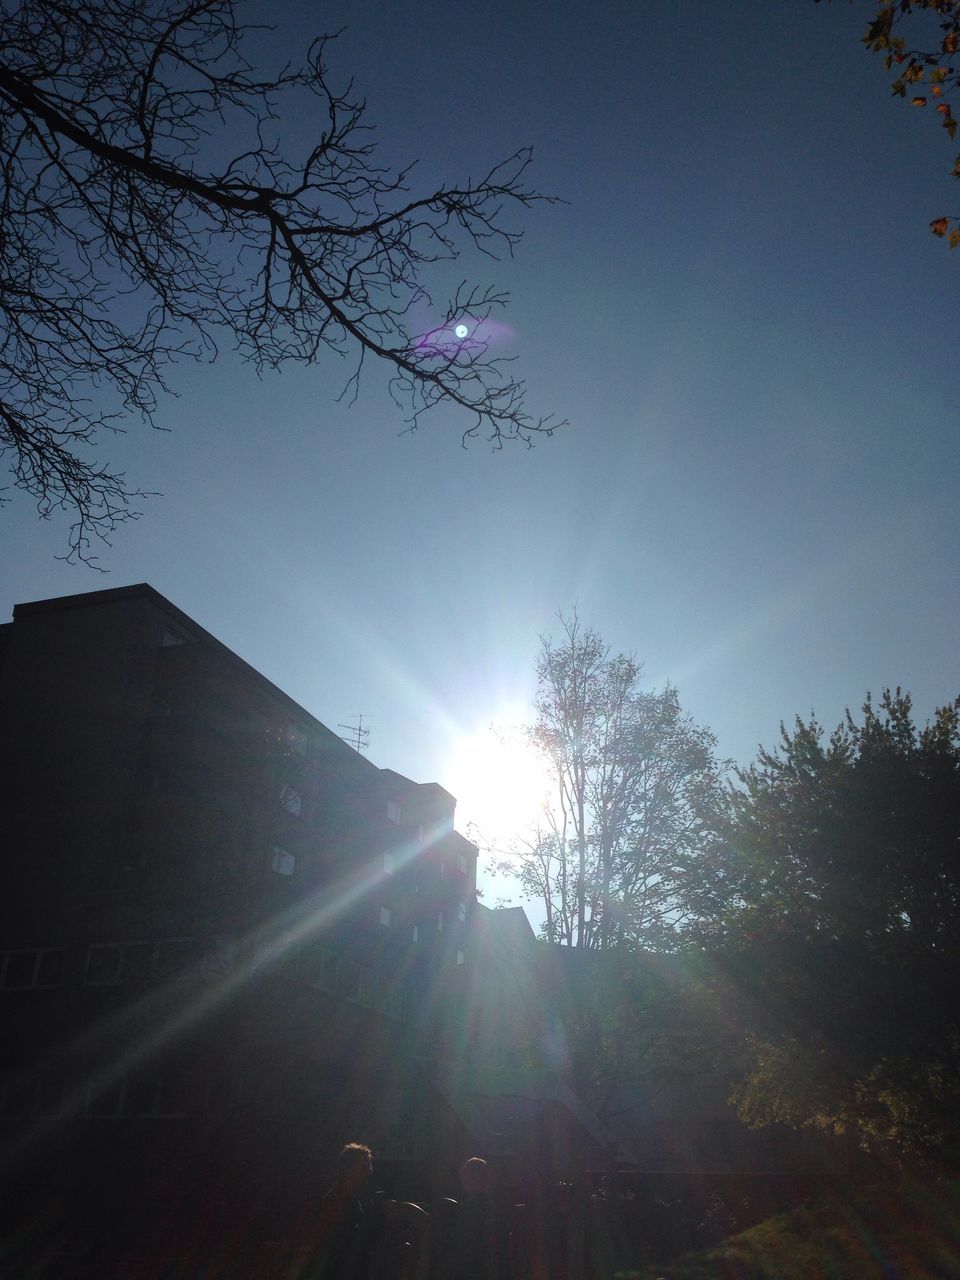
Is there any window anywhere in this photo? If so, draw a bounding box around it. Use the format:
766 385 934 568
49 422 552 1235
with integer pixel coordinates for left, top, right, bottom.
85 945 124 986
124 1073 161 1117
160 626 186 647
382 980 407 1021
379 906 392 928
123 943 155 982
357 967 377 1009
387 800 402 824
383 852 395 875
449 996 467 1034
1 1077 37 1117
271 846 297 876
339 960 362 1001
412 925 421 944
155 938 195 980
302 944 338 993
1 948 65 990
38 1074 65 1116
439 861 447 881
85 942 160 986
1 1073 64 1118
437 912 444 932
456 851 468 874
277 940 299 980
279 783 303 817
457 950 465 967
87 1079 125 1117
199 938 236 978
457 902 467 923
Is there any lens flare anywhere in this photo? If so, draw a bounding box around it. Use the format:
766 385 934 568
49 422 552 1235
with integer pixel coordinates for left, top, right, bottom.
410 316 516 358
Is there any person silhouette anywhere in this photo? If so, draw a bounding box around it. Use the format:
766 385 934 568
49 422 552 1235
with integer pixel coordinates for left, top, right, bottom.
447 1157 510 1280
311 1142 377 1280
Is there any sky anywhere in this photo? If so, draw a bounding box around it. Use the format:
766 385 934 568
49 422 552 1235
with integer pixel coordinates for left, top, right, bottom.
2 0 958 909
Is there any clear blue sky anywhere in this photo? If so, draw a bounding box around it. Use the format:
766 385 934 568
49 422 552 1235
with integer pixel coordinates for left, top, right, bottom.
2 1 958 902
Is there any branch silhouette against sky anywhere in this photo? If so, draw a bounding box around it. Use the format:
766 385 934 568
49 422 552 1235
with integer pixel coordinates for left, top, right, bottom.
0 0 562 560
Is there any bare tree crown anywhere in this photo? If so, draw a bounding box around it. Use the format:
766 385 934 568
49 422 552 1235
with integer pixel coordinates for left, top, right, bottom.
0 0 562 559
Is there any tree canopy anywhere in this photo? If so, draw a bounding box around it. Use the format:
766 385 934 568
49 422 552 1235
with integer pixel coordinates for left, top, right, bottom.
0 0 561 559
498 613 730 951
712 689 960 1162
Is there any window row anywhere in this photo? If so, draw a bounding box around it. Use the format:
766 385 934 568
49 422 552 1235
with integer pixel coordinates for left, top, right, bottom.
270 846 470 909
0 939 237 991
0 948 66 990
84 938 235 986
380 905 467 936
281 792 465 848
255 939 411 1022
4 928 453 997
0 1067 210 1122
387 799 456 840
1 1069 433 1140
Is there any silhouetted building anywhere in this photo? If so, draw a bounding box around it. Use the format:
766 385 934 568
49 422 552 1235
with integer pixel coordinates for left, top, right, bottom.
0 584 611 1276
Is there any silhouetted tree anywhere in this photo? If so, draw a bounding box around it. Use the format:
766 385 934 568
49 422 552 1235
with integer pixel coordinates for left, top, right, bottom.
499 613 729 950
713 688 960 1162
549 946 734 1139
0 0 561 559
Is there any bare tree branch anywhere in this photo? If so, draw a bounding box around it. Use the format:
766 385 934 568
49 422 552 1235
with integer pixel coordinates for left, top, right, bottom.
0 0 564 561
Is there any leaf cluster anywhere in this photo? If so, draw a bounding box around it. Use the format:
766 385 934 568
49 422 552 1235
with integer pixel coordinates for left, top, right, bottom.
838 0 960 243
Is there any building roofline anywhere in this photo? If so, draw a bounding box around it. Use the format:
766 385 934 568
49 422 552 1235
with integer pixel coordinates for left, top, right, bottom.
12 582 174 621
11 584 363 764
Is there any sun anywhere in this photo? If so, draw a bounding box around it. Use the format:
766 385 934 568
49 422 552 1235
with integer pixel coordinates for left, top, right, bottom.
447 721 553 845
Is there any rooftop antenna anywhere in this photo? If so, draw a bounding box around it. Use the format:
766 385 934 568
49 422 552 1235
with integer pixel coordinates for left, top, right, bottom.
338 715 370 753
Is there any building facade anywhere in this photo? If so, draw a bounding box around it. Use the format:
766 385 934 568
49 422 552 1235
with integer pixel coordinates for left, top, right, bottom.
0 584 615 1276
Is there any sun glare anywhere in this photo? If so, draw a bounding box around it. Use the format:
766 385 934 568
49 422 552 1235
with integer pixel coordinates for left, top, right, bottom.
449 722 552 845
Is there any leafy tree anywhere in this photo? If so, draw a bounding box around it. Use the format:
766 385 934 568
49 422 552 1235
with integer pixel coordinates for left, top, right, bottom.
498 613 730 950
547 947 734 1135
0 0 561 559
713 689 960 1163
822 0 960 243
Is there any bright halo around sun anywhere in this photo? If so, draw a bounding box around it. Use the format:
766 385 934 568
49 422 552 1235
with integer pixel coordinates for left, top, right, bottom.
454 322 469 339
448 721 553 845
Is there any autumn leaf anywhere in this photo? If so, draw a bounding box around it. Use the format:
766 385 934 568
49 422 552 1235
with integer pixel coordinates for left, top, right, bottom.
930 216 950 236
950 229 960 249
944 32 959 55
911 95 928 105
864 8 894 51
